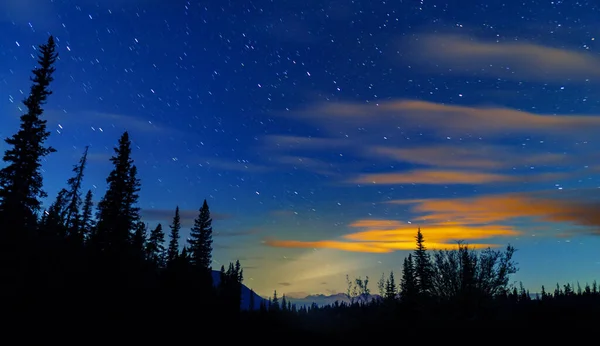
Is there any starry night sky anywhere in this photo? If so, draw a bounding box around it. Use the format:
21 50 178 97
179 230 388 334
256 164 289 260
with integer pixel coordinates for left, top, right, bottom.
2 0 600 298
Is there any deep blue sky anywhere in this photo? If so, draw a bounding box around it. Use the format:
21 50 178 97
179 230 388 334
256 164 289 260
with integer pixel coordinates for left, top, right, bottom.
2 0 600 297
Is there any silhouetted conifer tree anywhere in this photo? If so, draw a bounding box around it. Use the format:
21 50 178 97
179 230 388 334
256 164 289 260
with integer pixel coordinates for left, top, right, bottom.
180 246 190 262
235 259 243 280
43 188 69 238
92 131 141 261
400 254 417 302
167 206 181 265
219 264 226 283
146 223 165 267
554 283 562 298
235 259 244 308
385 271 397 301
132 221 148 258
564 283 573 296
63 146 89 242
584 283 591 296
188 199 213 270
0 36 58 236
218 261 244 312
80 190 94 242
377 272 386 297
541 285 548 301
413 228 433 297
271 290 280 311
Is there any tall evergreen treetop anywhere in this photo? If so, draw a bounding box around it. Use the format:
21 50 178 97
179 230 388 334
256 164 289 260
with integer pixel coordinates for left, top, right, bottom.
93 131 141 254
132 221 148 258
167 206 181 264
187 199 213 270
43 188 69 237
385 271 397 300
64 146 89 239
414 228 433 296
0 36 58 233
146 223 166 266
400 254 417 302
271 290 280 311
80 189 94 242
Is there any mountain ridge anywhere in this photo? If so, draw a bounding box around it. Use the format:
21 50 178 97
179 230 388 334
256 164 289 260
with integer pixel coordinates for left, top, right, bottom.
211 270 265 310
211 270 382 309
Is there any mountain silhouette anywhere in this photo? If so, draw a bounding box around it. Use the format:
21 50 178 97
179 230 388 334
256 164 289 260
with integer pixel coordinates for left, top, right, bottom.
211 270 383 309
211 270 265 310
286 293 381 307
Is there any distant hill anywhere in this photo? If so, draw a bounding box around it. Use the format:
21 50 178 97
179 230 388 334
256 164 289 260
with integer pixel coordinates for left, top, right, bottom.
286 293 381 307
210 270 266 310
210 271 382 310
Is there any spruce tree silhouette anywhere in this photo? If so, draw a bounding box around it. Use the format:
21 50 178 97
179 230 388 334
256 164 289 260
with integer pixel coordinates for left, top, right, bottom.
187 199 214 296
80 189 95 243
188 199 213 271
384 271 397 301
400 254 417 303
413 228 433 298
64 146 89 243
166 206 181 266
91 131 141 282
146 223 166 268
0 36 58 238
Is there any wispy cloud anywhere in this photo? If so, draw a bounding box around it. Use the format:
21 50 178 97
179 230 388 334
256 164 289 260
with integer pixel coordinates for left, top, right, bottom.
404 34 600 83
262 135 352 151
367 145 568 170
289 100 600 138
195 157 272 173
392 191 600 233
271 155 342 176
349 169 516 185
46 110 182 136
265 188 600 253
349 169 570 186
0 0 59 29
260 99 599 186
265 221 512 254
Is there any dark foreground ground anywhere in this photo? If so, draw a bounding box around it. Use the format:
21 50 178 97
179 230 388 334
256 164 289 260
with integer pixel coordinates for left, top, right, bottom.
4 292 596 342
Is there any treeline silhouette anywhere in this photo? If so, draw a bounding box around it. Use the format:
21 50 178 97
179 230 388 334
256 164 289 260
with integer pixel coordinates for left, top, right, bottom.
1 36 597 337
261 229 600 334
0 36 244 333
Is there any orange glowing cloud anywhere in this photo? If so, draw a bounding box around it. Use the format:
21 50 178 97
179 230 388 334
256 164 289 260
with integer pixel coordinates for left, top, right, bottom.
343 223 518 243
404 34 600 82
348 168 569 186
296 100 600 138
264 219 518 254
399 192 600 230
369 145 567 170
263 100 598 182
264 190 600 254
264 238 498 253
264 239 395 253
349 169 517 185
